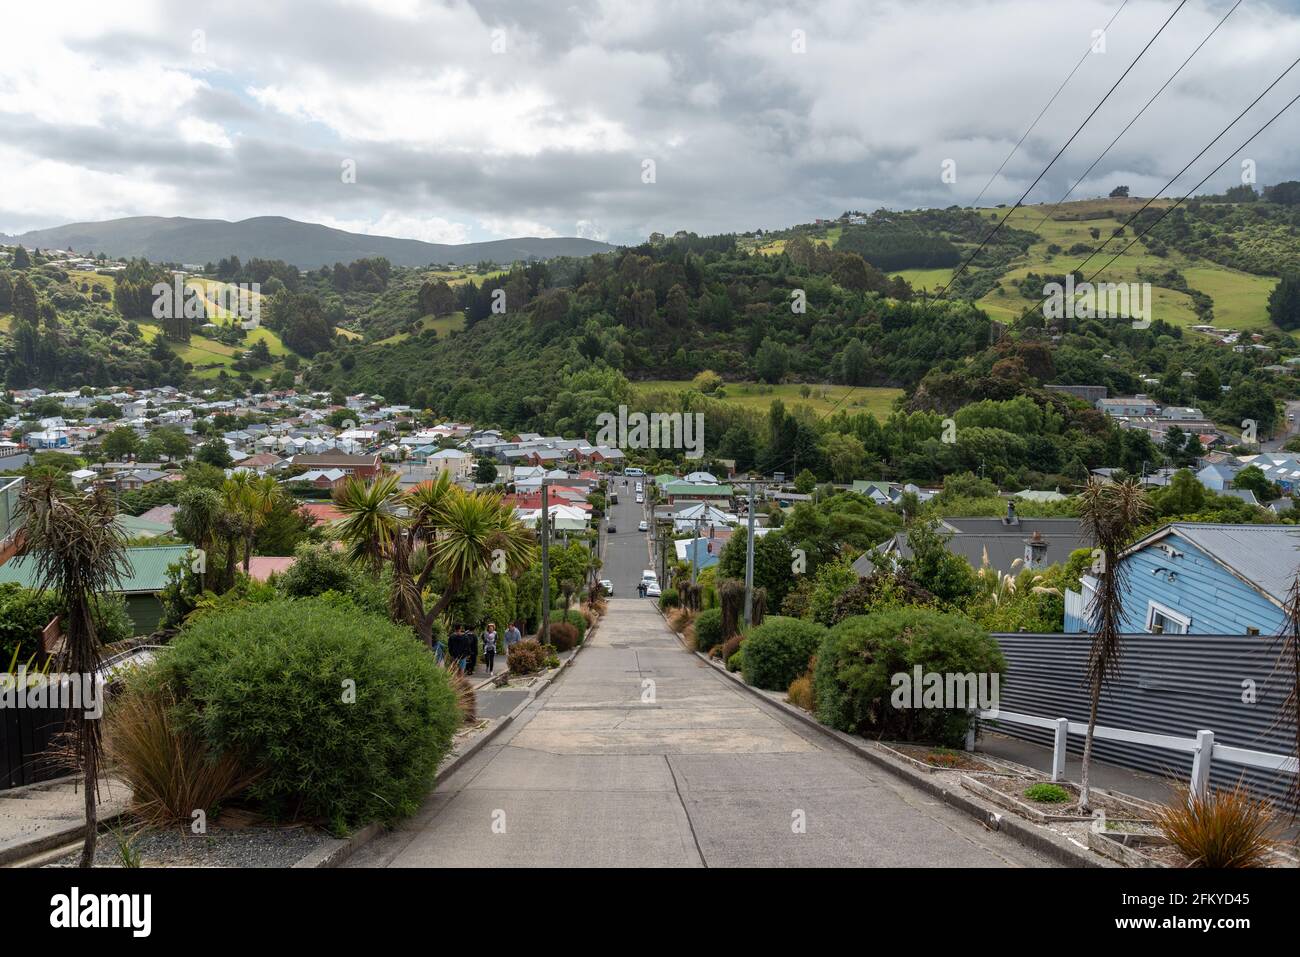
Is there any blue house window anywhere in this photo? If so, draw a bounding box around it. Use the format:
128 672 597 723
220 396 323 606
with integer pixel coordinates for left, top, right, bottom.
1146 600 1190 635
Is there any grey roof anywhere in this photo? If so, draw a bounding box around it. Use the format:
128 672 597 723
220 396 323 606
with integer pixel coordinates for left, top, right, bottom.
1131 523 1300 606
852 517 1089 578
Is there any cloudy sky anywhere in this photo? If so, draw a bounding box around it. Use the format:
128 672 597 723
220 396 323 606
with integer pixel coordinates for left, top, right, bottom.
2 0 1299 246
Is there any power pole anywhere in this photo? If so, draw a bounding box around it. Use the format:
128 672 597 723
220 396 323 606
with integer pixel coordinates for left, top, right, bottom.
540 479 552 646
743 479 757 627
690 514 702 585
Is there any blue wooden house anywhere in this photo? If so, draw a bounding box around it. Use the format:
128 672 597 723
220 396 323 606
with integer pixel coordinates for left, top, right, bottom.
1064 523 1300 636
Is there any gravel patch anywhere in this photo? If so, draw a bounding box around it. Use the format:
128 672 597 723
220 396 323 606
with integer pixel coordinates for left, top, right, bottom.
46 825 331 868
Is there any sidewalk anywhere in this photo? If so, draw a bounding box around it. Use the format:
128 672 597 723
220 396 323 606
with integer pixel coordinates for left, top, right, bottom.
0 776 130 866
978 732 1178 805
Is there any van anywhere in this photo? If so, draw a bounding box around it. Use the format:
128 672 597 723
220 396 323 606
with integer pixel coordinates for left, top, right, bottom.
625 467 645 477
641 569 657 583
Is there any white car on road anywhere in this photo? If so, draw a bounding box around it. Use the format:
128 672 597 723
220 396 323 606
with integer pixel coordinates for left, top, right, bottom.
638 520 649 532
598 579 614 596
645 581 661 598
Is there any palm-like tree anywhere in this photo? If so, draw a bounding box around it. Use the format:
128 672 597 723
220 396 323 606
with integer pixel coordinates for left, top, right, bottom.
1077 476 1149 811
237 474 282 573
333 473 402 573
17 477 129 867
333 474 533 647
424 486 533 622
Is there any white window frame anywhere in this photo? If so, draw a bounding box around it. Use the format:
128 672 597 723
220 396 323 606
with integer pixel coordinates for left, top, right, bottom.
1146 600 1190 635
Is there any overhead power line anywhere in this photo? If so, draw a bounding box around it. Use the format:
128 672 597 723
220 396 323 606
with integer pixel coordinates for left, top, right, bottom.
1025 0 1243 235
936 0 1190 300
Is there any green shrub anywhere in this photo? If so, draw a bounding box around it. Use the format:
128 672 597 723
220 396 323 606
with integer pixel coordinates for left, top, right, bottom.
693 607 724 653
561 609 586 639
508 638 547 675
813 607 1006 748
658 587 680 610
150 598 459 831
727 649 744 672
548 621 580 652
0 583 62 664
1023 783 1071 803
741 616 827 691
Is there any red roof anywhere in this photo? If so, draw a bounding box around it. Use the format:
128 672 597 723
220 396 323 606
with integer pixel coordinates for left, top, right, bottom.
300 502 345 523
247 557 296 582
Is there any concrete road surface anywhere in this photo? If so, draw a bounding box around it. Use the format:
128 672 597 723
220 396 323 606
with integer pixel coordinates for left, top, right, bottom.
348 591 1055 867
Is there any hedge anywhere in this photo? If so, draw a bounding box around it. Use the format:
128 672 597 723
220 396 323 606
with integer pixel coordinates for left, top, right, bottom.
150 598 460 831
740 616 827 691
813 607 1006 747
693 607 724 653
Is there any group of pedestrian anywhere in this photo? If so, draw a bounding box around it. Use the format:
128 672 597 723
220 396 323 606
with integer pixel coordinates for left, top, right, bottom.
437 620 525 676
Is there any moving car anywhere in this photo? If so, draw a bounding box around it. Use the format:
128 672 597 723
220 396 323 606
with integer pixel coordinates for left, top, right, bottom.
638 520 648 532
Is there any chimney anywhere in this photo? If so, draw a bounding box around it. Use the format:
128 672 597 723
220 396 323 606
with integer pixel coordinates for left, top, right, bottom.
1024 530 1048 569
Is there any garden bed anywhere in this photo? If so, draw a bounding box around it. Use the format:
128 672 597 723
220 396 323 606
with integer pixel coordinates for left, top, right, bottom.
1087 826 1173 868
873 742 1033 776
47 824 330 868
961 773 1159 824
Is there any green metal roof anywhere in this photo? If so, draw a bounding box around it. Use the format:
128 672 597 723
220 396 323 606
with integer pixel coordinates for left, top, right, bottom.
662 481 733 496
0 545 191 594
115 514 174 537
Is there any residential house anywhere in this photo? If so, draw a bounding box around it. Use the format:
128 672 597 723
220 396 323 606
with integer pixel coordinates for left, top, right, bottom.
1064 523 1300 636
853 506 1089 578
0 544 191 635
291 452 383 479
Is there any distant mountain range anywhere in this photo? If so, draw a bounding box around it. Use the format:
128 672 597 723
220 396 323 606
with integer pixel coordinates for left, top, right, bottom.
2 216 617 269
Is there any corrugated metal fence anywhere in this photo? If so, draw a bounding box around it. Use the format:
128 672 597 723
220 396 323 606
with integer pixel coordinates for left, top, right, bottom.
990 632 1296 807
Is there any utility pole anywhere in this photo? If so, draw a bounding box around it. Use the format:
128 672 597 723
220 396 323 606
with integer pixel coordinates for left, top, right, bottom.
743 479 757 627
690 514 702 585
540 478 552 647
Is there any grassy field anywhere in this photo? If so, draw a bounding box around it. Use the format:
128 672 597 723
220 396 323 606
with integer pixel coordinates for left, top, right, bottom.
892 202 1278 332
748 200 1278 332
633 380 903 418
375 311 466 346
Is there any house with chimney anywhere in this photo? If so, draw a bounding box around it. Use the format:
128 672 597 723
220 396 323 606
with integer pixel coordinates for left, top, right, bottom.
852 502 1089 578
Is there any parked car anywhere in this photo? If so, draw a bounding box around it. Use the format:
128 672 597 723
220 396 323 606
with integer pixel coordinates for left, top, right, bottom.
645 581 662 598
638 520 648 532
635 495 644 504
607 521 617 534
598 579 614 596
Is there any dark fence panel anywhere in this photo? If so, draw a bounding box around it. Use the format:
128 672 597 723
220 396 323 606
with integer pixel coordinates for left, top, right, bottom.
990 632 1296 807
1 700 66 790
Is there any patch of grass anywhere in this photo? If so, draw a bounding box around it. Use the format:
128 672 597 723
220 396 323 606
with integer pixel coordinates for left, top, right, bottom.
632 380 902 419
1023 782 1071 803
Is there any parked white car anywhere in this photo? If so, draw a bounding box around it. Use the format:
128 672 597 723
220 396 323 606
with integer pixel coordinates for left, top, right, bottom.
645 581 662 598
638 520 649 532
598 579 614 596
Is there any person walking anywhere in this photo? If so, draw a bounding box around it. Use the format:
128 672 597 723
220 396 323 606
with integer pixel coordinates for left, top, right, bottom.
465 625 479 675
482 622 498 674
448 624 467 673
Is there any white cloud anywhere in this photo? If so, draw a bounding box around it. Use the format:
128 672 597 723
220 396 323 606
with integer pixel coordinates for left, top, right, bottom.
319 212 472 244
3 0 1300 243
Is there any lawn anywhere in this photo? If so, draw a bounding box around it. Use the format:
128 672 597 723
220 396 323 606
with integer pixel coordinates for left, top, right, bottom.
633 380 903 418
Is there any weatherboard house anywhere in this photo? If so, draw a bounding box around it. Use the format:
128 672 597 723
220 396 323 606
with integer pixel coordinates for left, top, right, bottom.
1063 523 1300 636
